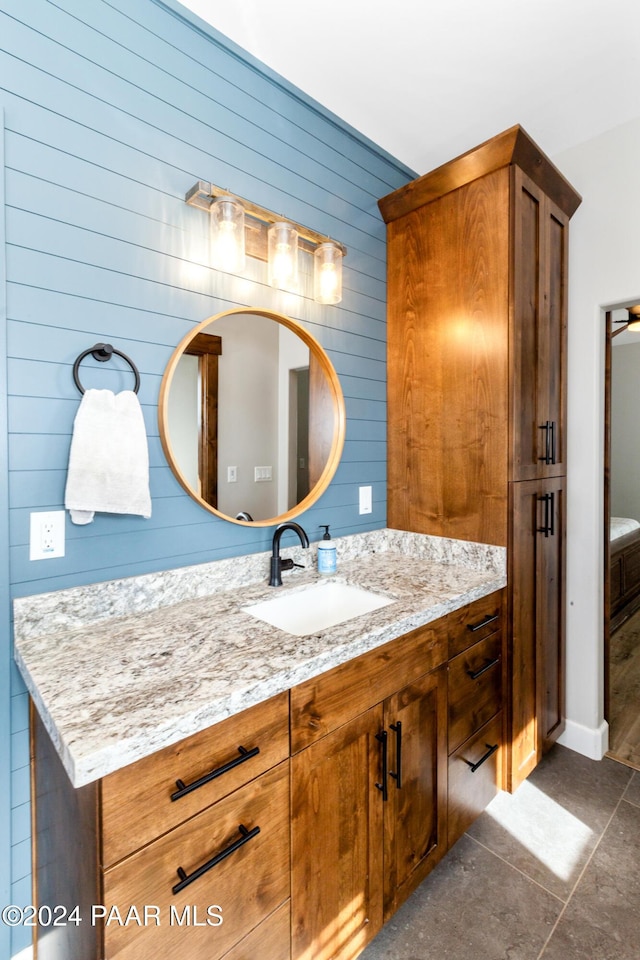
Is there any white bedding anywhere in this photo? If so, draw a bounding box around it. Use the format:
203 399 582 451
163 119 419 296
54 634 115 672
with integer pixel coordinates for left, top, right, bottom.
610 516 640 541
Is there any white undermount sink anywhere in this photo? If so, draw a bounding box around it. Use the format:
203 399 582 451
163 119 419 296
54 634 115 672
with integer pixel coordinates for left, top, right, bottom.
243 581 395 637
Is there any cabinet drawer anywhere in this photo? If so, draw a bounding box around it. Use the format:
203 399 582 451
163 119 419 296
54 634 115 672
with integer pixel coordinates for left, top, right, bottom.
448 712 503 847
221 901 290 960
103 761 290 960
290 618 447 752
102 691 289 867
447 590 504 659
448 632 502 752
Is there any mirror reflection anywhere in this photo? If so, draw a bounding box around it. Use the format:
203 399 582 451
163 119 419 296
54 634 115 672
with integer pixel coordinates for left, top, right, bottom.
160 308 345 525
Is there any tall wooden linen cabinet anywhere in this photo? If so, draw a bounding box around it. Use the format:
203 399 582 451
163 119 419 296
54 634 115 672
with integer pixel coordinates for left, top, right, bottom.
379 126 581 791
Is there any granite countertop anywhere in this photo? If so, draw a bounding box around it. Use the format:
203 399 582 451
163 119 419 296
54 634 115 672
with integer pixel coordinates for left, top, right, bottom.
13 529 506 788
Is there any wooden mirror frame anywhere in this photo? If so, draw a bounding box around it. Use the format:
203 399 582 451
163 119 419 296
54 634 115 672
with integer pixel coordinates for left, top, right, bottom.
158 307 346 527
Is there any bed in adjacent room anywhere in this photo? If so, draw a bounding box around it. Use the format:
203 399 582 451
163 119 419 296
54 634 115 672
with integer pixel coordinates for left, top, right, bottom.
610 516 640 632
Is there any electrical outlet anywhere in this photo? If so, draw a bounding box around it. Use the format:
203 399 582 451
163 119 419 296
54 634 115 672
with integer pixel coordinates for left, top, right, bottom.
359 485 373 515
30 511 65 561
42 520 56 552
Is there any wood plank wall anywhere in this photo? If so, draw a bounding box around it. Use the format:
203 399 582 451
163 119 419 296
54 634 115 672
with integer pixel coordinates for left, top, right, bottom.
0 1 414 953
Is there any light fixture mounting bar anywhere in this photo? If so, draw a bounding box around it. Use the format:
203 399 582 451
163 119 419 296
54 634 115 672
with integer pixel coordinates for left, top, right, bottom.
185 181 347 258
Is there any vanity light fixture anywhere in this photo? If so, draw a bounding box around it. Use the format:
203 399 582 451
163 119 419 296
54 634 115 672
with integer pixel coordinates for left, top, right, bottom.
185 181 346 303
209 196 245 273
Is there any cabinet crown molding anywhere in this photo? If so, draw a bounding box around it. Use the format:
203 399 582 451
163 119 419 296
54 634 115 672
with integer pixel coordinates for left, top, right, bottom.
378 124 582 223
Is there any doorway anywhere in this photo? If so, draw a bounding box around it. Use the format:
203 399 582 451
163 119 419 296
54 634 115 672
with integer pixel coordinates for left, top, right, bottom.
604 305 640 770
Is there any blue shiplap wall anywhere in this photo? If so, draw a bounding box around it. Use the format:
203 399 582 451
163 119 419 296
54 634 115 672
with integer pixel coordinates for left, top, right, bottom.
0 0 414 953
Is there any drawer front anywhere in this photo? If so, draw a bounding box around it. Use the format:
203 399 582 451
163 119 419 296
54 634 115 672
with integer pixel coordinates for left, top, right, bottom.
102 691 289 867
448 632 502 752
290 618 448 752
448 712 503 847
103 761 290 960
447 590 504 659
221 901 290 960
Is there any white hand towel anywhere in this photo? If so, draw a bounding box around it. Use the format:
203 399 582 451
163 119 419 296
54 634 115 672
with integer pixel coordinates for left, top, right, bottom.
65 389 152 525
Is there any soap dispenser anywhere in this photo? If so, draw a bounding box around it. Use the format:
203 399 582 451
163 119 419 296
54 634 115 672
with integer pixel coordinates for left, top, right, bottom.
317 525 337 575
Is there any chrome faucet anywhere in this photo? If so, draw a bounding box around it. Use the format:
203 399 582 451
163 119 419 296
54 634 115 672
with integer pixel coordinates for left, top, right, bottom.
269 522 309 586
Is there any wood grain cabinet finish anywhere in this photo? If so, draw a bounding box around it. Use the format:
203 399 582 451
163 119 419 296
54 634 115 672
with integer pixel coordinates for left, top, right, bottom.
290 617 448 753
102 690 289 867
509 477 565 787
448 712 504 846
382 665 448 919
511 167 570 483
379 125 580 793
448 631 502 753
291 621 449 960
103 762 290 960
291 705 385 960
446 590 505 847
32 692 291 960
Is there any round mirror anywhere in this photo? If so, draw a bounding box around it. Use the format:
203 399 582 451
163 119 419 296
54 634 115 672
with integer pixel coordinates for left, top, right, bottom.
159 307 346 526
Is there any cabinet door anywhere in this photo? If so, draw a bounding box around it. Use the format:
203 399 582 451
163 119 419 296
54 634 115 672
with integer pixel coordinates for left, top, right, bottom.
386 170 510 547
291 706 384 960
508 478 565 791
511 168 569 481
537 477 565 752
383 665 448 919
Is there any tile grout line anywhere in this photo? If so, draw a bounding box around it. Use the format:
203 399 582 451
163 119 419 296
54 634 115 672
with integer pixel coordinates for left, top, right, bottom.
535 784 630 960
465 833 566 904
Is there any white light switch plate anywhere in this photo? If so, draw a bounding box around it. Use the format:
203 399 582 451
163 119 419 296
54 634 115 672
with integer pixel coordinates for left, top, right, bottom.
30 511 66 560
359 485 373 515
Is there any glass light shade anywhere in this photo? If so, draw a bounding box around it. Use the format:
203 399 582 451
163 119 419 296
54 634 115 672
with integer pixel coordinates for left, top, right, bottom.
314 242 343 304
267 221 299 292
627 305 640 331
209 197 245 273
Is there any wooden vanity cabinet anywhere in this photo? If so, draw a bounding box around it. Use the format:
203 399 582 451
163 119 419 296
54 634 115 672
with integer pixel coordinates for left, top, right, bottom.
290 614 448 960
32 691 291 960
32 591 508 960
379 125 581 792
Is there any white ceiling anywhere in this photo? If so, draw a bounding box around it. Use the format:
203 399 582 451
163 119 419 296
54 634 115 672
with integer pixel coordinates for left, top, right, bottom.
178 0 640 175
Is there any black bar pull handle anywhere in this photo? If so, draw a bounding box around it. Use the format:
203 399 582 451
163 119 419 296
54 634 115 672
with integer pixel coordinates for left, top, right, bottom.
463 743 499 774
466 656 501 681
467 612 499 633
172 823 260 894
539 421 552 464
549 490 555 537
389 721 402 790
550 420 557 465
537 493 551 537
375 730 388 801
171 745 260 801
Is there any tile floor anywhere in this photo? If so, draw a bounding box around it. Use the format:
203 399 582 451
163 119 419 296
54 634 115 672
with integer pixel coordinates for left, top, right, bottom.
360 745 640 960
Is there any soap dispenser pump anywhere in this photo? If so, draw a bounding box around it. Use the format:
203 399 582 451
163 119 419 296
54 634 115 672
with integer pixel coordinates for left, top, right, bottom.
317 525 337 575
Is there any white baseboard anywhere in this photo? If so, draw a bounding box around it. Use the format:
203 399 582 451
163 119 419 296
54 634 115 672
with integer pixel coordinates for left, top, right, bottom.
557 718 609 760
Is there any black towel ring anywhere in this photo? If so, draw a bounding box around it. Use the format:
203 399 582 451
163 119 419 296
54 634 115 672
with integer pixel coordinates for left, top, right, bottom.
73 343 141 395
